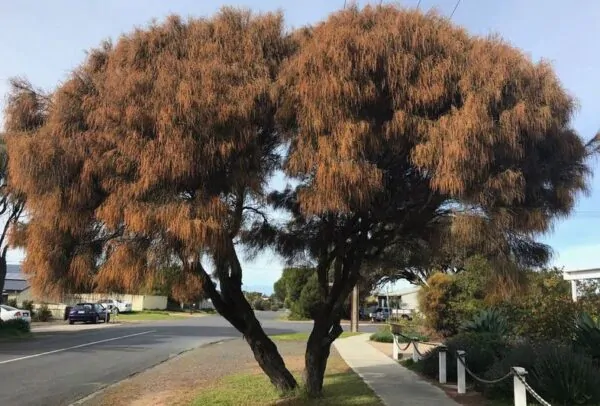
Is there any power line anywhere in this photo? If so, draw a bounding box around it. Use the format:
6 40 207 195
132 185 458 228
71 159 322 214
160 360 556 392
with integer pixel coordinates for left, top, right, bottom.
416 0 422 9
450 0 462 18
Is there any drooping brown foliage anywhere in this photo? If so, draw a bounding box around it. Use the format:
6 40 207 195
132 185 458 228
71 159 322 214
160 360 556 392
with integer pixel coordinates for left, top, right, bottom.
261 5 593 394
0 78 45 294
6 3 595 397
7 9 297 391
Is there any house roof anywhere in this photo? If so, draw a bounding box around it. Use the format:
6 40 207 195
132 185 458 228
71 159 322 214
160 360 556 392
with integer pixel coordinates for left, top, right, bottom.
2 264 30 292
3 278 29 292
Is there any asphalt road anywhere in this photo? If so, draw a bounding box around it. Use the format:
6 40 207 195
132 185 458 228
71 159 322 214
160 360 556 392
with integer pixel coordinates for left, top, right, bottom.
0 312 378 406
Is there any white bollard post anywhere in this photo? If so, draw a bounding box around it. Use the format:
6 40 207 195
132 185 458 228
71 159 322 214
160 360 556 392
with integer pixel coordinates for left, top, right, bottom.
392 334 399 360
457 350 466 394
412 341 421 362
512 367 528 406
439 345 447 384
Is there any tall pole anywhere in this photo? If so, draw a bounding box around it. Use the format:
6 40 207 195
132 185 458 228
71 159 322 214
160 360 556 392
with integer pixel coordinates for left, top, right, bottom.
351 284 359 333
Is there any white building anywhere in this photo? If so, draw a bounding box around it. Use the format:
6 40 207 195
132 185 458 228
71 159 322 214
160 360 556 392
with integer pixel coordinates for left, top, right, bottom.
563 267 600 301
375 285 422 313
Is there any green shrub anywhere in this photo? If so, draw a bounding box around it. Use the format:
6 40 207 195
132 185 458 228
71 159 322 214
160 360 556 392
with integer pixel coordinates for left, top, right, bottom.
21 300 34 313
7 298 17 307
370 326 393 343
482 340 539 400
574 312 600 361
417 332 507 384
0 318 31 333
418 273 460 337
532 344 600 405
33 304 53 322
483 341 600 405
461 308 508 337
252 299 265 311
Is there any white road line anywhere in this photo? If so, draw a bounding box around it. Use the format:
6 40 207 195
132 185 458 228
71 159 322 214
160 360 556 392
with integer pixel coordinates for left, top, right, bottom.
0 330 155 365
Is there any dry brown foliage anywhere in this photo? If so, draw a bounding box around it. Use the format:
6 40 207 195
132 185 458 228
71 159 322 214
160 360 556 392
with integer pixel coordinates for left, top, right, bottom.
3 4 595 395
275 5 589 270
5 9 291 300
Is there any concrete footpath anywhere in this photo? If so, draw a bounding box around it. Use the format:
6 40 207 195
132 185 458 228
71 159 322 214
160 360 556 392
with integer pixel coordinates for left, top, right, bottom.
334 334 459 406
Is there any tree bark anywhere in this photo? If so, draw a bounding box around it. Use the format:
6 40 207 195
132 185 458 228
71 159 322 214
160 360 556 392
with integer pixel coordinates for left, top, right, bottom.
0 249 7 304
304 315 343 397
194 260 298 393
244 320 298 392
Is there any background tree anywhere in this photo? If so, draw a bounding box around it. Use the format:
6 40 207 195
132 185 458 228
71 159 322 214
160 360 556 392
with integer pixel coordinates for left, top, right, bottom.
252 5 595 395
0 79 47 297
7 10 297 391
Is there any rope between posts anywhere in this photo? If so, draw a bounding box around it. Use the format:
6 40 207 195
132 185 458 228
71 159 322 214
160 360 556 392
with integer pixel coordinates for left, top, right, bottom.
456 352 515 385
393 337 412 352
393 332 440 359
514 372 552 406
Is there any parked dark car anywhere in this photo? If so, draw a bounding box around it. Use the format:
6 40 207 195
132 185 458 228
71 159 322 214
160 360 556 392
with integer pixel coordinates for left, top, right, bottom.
68 303 110 324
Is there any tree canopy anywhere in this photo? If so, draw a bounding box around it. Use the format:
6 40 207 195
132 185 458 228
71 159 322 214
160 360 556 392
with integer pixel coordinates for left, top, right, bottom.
4 4 596 397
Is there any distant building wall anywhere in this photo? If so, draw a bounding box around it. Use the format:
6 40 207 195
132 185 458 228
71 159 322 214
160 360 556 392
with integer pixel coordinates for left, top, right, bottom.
67 293 167 311
9 290 167 311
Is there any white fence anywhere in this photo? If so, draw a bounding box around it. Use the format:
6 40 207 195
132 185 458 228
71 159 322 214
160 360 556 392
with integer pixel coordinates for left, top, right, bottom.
392 333 552 406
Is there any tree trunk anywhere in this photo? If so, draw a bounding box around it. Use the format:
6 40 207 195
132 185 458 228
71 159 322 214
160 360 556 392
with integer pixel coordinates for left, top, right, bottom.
244 321 298 392
195 261 297 392
303 316 343 397
0 252 6 304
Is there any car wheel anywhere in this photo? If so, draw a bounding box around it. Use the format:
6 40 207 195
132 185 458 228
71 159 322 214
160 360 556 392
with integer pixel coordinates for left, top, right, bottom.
69 319 74 325
92 315 98 324
114 308 119 315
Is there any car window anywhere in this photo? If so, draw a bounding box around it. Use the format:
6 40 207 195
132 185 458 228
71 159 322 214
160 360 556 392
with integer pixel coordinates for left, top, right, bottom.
95 304 105 311
75 304 93 310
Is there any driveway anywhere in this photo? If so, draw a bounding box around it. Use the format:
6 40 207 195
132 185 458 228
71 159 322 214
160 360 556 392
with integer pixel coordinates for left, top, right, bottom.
0 312 377 406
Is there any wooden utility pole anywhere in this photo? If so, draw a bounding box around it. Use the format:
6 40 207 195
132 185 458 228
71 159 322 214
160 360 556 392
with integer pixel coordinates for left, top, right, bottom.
350 285 359 332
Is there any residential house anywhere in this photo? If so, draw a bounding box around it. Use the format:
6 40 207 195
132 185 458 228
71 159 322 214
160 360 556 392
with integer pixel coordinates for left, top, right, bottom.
1 265 30 304
375 285 422 314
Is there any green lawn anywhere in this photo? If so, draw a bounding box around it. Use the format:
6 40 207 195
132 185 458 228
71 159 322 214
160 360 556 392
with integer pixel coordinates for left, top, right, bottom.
192 354 381 406
115 310 190 321
271 332 361 341
191 333 380 406
192 370 380 406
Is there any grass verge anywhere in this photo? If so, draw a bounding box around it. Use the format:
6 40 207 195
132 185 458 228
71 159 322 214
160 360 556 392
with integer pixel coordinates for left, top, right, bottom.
116 310 190 321
0 329 32 342
191 346 381 406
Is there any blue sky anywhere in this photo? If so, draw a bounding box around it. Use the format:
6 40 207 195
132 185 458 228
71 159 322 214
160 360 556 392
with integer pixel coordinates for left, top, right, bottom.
1 0 599 294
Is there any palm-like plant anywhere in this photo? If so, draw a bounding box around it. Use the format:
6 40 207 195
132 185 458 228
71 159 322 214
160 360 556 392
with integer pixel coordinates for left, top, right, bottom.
574 312 600 360
461 309 509 337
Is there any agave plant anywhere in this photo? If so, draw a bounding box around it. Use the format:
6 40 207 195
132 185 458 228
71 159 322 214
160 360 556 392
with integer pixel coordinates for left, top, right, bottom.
461 308 509 337
574 312 600 360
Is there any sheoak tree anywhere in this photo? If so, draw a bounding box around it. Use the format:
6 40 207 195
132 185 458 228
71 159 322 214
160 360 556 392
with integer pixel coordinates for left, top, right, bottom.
5 5 597 398
0 79 46 294
7 10 297 391
250 5 594 395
